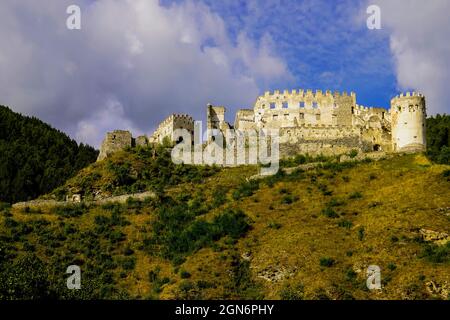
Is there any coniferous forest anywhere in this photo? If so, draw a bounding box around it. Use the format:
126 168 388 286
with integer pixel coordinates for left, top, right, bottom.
426 114 450 164
0 105 98 203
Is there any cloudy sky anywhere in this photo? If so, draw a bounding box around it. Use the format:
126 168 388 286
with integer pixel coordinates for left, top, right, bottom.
0 0 449 147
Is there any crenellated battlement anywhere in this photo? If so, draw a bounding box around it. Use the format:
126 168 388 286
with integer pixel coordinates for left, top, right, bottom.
261 89 355 100
354 104 390 113
391 91 425 101
354 104 371 112
390 92 426 115
155 113 193 130
98 88 427 161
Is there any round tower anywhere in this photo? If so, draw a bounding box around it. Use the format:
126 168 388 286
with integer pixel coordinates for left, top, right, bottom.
390 92 426 152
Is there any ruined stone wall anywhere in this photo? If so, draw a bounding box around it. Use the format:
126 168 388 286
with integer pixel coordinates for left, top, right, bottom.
207 104 230 131
149 114 194 144
352 105 392 152
278 125 366 157
96 89 426 161
97 130 133 161
253 90 357 129
234 109 255 130
135 135 149 147
353 105 390 128
333 92 355 126
232 89 397 156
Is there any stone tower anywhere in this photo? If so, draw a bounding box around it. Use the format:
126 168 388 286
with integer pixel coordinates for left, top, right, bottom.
207 104 226 130
390 92 426 152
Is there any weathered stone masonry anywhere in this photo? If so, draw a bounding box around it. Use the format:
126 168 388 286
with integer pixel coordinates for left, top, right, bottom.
97 89 427 160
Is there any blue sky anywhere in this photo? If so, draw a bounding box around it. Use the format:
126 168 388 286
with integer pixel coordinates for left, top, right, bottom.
162 0 397 107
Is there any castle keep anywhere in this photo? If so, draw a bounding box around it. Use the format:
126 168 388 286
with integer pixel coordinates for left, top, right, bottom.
97 90 427 161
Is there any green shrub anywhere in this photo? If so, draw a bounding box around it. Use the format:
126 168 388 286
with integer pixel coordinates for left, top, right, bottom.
319 257 335 267
442 169 450 181
279 283 304 300
358 227 365 241
120 257 136 271
126 197 142 209
22 206 42 214
345 268 357 282
349 191 363 199
420 242 450 263
318 183 333 196
321 207 339 218
281 194 296 204
123 247 134 256
148 201 251 263
349 149 358 158
232 180 260 200
54 203 89 217
0 202 11 211
328 198 345 207
180 270 191 279
437 146 450 164
197 280 214 289
108 230 126 243
387 263 397 271
212 186 228 208
4 217 18 228
179 280 194 293
0 254 53 299
338 220 353 229
321 161 358 172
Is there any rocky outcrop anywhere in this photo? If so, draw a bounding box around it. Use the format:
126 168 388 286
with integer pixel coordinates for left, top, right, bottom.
419 229 450 245
256 265 296 282
426 281 449 299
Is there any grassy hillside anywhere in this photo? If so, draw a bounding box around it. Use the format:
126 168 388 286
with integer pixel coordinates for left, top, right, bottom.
1 147 449 300
0 105 98 203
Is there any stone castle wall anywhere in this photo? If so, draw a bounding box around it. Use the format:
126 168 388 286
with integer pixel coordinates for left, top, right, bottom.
253 90 356 129
149 113 194 144
97 130 133 161
96 89 427 161
278 125 365 157
390 92 426 152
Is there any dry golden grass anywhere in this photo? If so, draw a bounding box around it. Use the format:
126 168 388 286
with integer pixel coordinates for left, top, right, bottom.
154 154 450 299
5 153 450 300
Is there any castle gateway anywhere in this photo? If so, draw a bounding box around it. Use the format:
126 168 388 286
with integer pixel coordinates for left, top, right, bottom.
97 90 427 161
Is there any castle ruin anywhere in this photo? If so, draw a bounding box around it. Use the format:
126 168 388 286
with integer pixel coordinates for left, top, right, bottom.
97 89 427 161
97 130 149 161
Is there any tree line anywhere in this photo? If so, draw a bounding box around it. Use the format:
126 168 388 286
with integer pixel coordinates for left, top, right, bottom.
426 114 450 164
0 105 98 203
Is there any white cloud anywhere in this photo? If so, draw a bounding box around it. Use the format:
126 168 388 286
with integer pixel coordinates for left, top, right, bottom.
0 0 290 147
371 0 450 114
75 98 144 147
